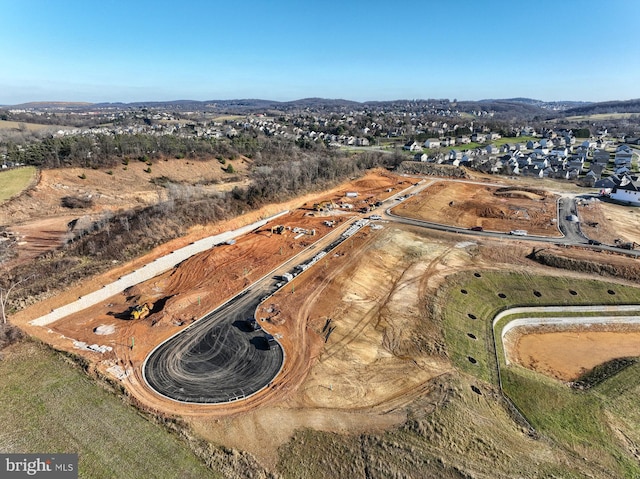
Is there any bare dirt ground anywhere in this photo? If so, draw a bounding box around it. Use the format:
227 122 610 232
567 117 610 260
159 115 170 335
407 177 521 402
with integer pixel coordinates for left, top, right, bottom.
11 170 430 465
8 168 640 469
508 327 640 381
396 180 561 236
577 197 640 245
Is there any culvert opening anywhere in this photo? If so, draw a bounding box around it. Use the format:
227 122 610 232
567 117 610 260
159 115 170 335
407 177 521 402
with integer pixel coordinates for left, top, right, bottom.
498 293 506 299
467 333 477 340
461 289 468 294
467 313 477 320
474 272 482 278
468 356 477 364
471 385 482 395
608 289 616 295
533 290 542 297
569 290 578 296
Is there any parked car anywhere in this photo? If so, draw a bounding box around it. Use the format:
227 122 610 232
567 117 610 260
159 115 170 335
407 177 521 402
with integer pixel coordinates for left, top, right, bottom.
470 226 483 231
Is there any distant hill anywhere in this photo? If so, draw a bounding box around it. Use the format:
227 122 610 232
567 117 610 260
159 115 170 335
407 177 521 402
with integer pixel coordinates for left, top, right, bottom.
563 99 640 116
9 101 94 109
6 97 639 119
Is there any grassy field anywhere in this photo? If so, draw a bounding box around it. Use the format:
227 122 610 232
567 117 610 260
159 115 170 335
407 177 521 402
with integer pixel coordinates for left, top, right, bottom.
449 136 537 151
0 341 221 479
0 166 37 202
441 271 640 477
565 113 640 121
0 120 71 132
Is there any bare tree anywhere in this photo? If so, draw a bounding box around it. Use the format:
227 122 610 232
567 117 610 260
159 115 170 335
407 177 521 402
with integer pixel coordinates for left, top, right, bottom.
0 275 32 324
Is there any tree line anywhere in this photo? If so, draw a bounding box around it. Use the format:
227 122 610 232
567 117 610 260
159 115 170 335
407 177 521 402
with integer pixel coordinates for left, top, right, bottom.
2 133 243 168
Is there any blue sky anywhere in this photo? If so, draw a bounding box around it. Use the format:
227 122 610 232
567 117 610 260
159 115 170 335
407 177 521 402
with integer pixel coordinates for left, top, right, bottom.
1 0 639 104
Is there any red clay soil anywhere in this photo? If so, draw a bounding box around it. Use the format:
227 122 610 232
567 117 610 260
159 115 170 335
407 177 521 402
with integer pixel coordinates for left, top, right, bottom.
11 170 417 417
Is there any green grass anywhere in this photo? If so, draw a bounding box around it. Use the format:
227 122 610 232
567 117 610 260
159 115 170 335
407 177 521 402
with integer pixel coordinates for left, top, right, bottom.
0 341 221 479
0 166 37 202
441 270 640 478
442 271 640 380
449 136 538 152
449 141 483 151
502 366 640 477
491 136 537 147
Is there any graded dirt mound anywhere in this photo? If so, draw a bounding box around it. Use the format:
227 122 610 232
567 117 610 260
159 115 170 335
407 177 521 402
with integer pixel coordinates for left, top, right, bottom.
476 205 507 219
494 187 548 200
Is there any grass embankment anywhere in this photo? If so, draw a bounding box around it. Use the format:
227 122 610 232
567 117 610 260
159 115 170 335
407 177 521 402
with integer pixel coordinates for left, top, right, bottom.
0 166 37 202
277 373 581 478
0 341 221 479
441 271 640 477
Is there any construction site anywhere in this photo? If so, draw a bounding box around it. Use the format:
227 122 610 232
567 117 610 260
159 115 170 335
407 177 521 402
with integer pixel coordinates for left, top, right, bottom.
6 165 640 475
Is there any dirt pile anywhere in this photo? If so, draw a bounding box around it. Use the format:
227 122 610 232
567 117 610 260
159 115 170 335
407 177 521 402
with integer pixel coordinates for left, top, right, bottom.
529 247 640 281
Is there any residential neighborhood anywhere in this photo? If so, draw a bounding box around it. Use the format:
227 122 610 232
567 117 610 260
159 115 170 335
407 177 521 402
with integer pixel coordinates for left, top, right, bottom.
1 99 639 188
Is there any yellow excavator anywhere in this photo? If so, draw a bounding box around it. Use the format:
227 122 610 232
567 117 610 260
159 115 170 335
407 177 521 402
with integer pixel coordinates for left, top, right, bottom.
130 302 153 320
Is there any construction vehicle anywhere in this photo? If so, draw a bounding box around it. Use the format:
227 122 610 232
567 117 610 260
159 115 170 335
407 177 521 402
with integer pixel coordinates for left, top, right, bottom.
270 225 285 234
313 201 334 212
614 239 639 250
130 302 153 320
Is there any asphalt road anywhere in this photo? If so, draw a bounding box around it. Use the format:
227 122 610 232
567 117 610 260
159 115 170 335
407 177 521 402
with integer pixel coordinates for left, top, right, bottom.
143 217 366 404
143 282 284 403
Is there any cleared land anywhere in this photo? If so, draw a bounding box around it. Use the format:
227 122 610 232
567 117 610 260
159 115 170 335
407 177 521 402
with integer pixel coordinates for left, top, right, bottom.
395 180 561 236
0 119 72 131
6 167 640 477
0 157 251 266
577 196 640 245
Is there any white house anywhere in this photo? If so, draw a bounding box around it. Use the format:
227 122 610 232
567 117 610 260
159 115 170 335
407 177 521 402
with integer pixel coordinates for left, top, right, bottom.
485 145 499 155
550 147 569 158
423 138 441 149
609 175 640 205
403 140 421 151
